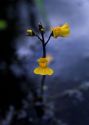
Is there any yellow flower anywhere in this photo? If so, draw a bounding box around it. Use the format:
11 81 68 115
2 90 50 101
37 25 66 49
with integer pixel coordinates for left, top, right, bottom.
34 58 54 75
26 29 35 36
51 23 70 38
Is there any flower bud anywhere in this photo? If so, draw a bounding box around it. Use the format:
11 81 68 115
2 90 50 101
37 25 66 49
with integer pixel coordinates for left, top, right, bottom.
38 23 45 33
26 29 35 36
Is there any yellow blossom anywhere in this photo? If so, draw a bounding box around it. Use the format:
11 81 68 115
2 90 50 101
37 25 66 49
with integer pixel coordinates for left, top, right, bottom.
34 58 54 75
51 23 70 38
26 29 35 36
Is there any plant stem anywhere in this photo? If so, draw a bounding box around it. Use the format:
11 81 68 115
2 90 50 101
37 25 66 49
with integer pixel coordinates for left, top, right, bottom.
45 32 52 46
40 31 46 97
42 42 46 57
41 32 46 58
35 34 43 42
41 75 46 96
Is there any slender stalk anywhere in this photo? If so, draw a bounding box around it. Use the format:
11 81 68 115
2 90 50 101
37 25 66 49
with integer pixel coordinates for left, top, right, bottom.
42 42 46 57
35 34 43 42
41 32 46 58
45 32 52 46
40 31 46 96
40 75 46 96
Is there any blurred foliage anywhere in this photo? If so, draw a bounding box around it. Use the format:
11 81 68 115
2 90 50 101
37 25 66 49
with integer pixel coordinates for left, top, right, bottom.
0 20 7 30
0 0 53 124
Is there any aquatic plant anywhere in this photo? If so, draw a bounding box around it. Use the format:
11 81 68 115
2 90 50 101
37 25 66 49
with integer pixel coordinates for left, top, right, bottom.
26 22 70 118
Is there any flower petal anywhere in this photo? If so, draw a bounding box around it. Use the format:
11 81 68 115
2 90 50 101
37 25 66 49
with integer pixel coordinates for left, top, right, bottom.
34 67 54 75
51 23 70 38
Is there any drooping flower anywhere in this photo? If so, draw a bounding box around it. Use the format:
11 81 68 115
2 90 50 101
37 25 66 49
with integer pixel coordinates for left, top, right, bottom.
51 23 70 38
34 58 54 75
26 29 35 36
